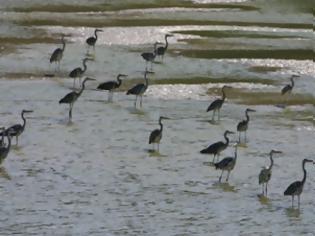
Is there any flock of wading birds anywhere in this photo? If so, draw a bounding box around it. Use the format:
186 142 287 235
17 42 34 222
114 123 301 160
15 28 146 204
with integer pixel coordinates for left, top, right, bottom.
0 29 314 209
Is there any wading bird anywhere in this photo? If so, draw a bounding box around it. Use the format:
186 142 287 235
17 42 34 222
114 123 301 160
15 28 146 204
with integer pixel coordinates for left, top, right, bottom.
97 74 127 102
149 116 170 152
69 58 91 88
156 34 173 61
0 110 33 146
284 158 314 209
214 143 238 182
281 75 298 95
50 35 66 71
258 150 282 196
59 77 95 122
237 108 256 143
200 130 234 162
86 29 103 53
141 42 162 70
126 71 154 108
207 86 231 121
0 131 12 165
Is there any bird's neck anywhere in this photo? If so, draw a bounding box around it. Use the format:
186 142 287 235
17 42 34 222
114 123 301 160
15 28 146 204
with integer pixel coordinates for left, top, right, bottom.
144 74 149 87
6 135 11 150
21 112 26 130
269 153 274 170
222 88 226 100
245 111 250 122
234 148 237 160
302 161 307 185
117 78 122 86
61 39 66 51
164 36 169 50
94 30 98 39
79 81 87 95
224 133 229 146
159 119 163 132
82 61 87 72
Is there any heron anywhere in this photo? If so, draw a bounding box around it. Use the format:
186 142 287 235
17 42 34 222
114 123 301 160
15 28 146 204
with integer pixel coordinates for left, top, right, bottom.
97 74 127 102
237 108 256 143
284 158 314 209
156 34 173 61
141 42 162 70
149 116 170 152
126 71 154 108
50 35 66 71
207 85 231 121
86 29 103 53
258 150 282 196
59 77 95 122
0 127 4 147
200 130 234 162
0 131 12 165
69 58 92 88
214 143 238 182
0 110 33 146
281 75 299 95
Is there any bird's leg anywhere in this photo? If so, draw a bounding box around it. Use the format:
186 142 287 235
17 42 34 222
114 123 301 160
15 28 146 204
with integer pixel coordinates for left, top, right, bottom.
69 104 73 122
111 91 114 102
79 77 82 88
245 131 247 143
298 195 300 209
238 132 241 143
218 109 220 121
265 183 268 196
292 196 294 208
157 143 160 152
212 154 215 163
226 171 230 182
212 110 215 121
219 170 223 182
262 184 264 195
134 96 138 107
73 78 76 89
16 136 18 146
140 95 143 107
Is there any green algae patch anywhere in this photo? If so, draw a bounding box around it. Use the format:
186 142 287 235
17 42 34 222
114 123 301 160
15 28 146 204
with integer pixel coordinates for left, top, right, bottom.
172 30 307 39
175 49 313 60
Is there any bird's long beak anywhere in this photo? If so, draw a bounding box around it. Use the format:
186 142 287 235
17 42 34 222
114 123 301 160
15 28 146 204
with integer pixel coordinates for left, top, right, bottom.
273 150 282 154
161 116 171 120
86 77 96 81
145 71 155 74
227 131 235 134
24 110 34 113
166 34 174 37
120 74 128 77
248 109 256 112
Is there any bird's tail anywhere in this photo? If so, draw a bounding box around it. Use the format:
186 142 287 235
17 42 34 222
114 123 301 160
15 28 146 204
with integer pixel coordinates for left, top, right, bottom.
214 163 220 169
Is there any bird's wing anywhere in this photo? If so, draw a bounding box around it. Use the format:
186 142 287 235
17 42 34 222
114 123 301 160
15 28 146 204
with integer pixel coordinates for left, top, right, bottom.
207 99 223 112
214 157 233 169
284 181 301 195
200 141 224 154
149 129 160 144
50 48 62 62
59 92 78 104
5 124 22 135
127 84 145 95
69 68 81 77
258 168 269 184
281 85 291 95
97 81 116 90
237 120 247 130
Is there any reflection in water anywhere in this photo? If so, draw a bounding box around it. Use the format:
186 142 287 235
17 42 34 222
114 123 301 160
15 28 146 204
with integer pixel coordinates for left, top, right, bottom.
285 207 301 218
0 166 11 180
213 182 237 193
257 194 270 205
127 107 146 116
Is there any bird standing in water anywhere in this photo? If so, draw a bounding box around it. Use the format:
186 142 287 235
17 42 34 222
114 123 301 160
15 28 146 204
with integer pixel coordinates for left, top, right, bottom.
86 29 103 54
156 34 173 61
50 35 66 71
0 131 12 165
69 58 92 88
207 86 231 121
281 75 298 95
200 130 234 162
141 42 162 70
59 77 95 122
126 71 154 108
284 158 314 209
237 108 256 143
258 150 282 196
149 116 170 152
214 143 238 183
97 74 127 102
0 110 33 146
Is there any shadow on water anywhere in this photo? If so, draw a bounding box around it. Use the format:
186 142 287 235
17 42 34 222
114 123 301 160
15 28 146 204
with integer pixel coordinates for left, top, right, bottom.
212 181 237 193
0 167 11 180
285 207 301 218
257 194 271 205
146 149 167 157
127 107 147 116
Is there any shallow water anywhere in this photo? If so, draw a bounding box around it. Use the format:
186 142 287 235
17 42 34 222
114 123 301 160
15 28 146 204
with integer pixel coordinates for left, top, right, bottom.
0 1 314 235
